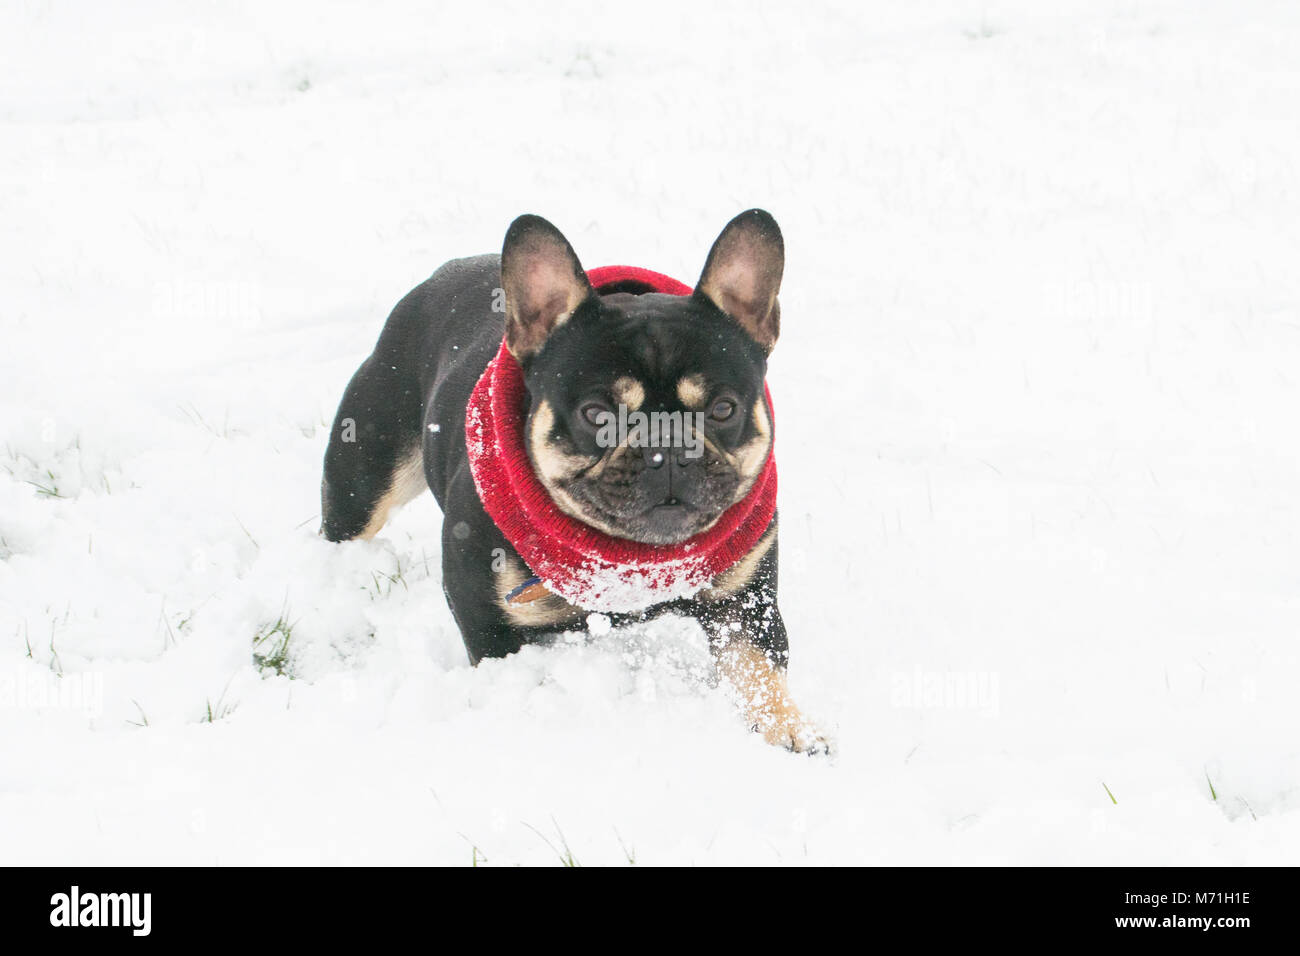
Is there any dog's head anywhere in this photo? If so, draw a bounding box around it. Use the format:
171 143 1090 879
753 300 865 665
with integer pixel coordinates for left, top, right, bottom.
502 210 783 545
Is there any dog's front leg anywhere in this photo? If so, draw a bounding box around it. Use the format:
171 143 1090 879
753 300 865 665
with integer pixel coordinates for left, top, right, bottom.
695 526 831 755
440 463 588 663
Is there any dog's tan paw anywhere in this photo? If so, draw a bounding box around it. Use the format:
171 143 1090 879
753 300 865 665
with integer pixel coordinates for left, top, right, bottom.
756 714 834 757
717 647 837 759
788 722 835 757
717 640 832 757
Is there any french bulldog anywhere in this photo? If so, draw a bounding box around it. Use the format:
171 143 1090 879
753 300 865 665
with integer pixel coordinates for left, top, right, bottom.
320 210 828 753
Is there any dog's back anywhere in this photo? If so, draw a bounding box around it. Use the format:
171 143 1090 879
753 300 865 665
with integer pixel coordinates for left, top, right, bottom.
320 253 501 539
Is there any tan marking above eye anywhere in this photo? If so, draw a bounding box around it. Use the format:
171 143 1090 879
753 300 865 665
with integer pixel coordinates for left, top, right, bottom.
611 376 645 411
677 373 708 410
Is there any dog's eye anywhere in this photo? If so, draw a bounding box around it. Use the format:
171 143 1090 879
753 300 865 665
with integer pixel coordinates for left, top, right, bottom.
580 402 610 426
710 398 737 422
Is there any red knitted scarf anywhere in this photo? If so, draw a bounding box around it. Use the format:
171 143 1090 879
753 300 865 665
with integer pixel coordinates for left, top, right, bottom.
465 265 777 614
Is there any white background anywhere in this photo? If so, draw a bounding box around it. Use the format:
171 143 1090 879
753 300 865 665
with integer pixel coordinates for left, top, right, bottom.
1 0 1297 864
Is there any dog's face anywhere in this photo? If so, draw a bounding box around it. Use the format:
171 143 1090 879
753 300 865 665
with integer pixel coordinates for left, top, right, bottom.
501 211 784 545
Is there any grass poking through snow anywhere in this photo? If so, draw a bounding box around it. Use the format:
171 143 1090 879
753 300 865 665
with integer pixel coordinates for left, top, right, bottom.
253 611 297 678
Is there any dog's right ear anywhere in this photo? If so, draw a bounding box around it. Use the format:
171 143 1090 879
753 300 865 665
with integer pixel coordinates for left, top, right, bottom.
501 215 593 362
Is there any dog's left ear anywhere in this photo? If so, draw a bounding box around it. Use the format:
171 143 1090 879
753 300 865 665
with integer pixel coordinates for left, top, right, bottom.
695 209 784 353
501 214 593 361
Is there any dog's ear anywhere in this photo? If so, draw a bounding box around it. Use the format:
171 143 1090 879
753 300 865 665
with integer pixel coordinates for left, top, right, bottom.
695 209 784 353
501 215 593 361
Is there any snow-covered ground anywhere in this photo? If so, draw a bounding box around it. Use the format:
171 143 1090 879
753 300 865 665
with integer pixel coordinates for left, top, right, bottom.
2 0 1298 865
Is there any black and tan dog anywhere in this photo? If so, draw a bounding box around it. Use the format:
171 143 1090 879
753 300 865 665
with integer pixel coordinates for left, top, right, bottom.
321 210 828 753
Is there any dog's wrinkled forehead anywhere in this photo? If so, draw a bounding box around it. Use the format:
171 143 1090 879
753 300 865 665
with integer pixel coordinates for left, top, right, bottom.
526 292 767 404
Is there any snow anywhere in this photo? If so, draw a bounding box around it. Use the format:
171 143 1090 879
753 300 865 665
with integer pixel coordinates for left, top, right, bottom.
2 0 1299 864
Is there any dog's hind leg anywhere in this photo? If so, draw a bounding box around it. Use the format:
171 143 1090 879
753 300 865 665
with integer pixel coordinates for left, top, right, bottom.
320 356 427 541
